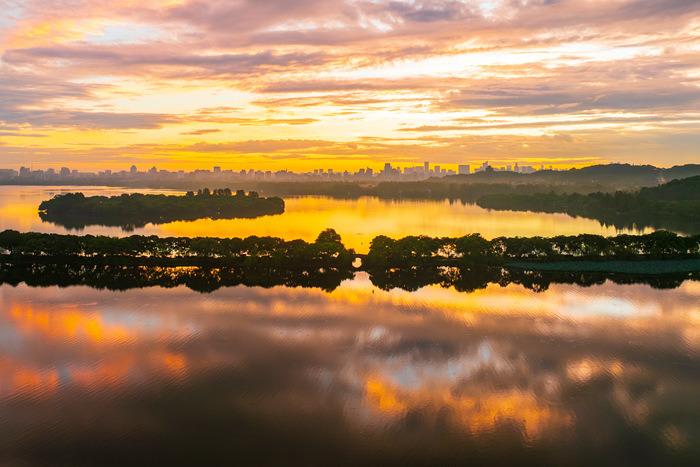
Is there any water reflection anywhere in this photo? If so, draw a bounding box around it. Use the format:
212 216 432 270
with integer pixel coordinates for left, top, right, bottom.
0 276 699 465
0 186 652 252
2 261 695 294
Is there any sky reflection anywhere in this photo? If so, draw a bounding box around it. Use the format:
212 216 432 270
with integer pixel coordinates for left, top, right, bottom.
0 276 699 464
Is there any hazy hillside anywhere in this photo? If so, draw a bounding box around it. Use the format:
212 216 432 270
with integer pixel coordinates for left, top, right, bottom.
443 163 700 189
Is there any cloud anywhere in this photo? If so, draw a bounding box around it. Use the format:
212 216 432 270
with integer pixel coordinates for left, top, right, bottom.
181 128 222 135
0 0 698 167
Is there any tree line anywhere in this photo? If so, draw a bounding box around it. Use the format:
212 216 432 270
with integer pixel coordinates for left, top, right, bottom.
2 229 700 268
38 190 285 230
0 229 354 273
365 231 700 269
476 175 700 234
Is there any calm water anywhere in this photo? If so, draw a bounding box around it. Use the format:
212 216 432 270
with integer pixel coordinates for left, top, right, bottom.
1 185 696 465
0 186 651 253
0 276 699 465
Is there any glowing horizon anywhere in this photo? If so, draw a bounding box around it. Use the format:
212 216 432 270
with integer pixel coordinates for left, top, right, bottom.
1 0 699 170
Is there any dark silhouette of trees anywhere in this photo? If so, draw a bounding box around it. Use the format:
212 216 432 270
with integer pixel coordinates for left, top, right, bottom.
365 263 698 293
1 229 699 294
38 189 285 230
366 231 700 269
0 263 354 293
476 175 700 234
0 228 354 273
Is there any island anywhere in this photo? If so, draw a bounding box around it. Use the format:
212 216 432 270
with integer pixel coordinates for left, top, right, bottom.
38 188 285 230
2 228 700 284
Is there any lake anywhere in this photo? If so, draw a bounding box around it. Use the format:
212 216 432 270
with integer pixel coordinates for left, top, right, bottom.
0 274 698 465
0 185 697 465
0 186 652 253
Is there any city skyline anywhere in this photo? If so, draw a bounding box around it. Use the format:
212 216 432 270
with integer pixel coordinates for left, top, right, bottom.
1 1 699 170
0 160 549 183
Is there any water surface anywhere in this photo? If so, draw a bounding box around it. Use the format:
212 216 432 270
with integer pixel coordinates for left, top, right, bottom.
0 275 699 465
0 186 652 252
1 184 695 465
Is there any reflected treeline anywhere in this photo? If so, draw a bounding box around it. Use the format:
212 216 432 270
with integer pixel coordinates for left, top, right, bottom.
366 264 700 293
0 262 354 293
1 262 697 294
39 190 285 230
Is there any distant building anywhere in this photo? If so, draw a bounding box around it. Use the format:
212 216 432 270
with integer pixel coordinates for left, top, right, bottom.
19 167 30 177
60 167 71 176
458 165 470 175
424 161 430 173
213 166 221 173
130 165 138 174
474 161 492 173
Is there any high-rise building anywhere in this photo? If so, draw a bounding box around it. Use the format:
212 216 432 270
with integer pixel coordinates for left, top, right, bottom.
19 167 30 177
213 166 221 173
130 165 138 174
60 167 71 177
424 161 430 173
458 165 470 175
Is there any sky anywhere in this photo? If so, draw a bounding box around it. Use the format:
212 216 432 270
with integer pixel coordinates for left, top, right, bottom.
0 0 699 171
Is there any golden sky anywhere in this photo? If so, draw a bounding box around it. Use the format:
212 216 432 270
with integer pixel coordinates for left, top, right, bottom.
0 0 699 171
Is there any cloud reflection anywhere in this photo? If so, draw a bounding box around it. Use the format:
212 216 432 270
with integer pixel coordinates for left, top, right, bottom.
0 275 699 463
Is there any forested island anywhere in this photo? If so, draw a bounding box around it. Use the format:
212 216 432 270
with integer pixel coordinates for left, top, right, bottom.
2 229 699 270
1 229 699 293
476 175 700 234
0 228 353 270
38 189 285 230
365 230 700 267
